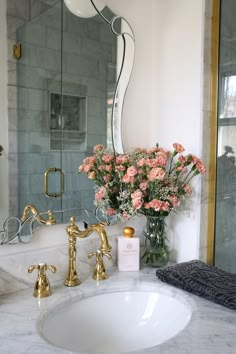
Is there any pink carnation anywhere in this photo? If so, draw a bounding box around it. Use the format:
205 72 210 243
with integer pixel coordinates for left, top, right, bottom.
83 157 90 164
95 186 106 201
173 143 185 153
102 154 114 163
88 171 96 180
78 164 84 172
146 159 159 168
147 147 158 154
94 144 105 153
140 181 148 191
103 174 111 183
116 165 126 171
161 201 170 211
196 161 206 174
156 154 167 166
148 167 165 181
158 147 170 154
191 155 199 164
168 194 180 207
144 202 150 209
149 199 162 211
83 164 93 172
88 156 96 164
104 164 113 172
127 166 138 177
135 147 147 153
116 155 128 164
122 174 133 183
176 165 187 173
183 184 192 195
131 189 143 200
178 155 187 164
137 158 147 167
132 198 143 209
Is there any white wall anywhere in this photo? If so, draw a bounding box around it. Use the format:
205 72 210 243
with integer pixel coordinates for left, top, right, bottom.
0 0 9 225
107 0 206 262
154 0 205 262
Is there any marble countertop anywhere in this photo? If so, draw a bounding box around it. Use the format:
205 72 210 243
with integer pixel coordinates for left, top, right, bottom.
0 267 235 354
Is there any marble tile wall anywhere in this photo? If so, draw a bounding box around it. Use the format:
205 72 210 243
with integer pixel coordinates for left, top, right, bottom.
7 0 30 217
7 0 117 220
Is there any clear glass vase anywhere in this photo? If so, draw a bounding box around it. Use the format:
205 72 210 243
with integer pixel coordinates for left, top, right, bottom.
141 215 170 268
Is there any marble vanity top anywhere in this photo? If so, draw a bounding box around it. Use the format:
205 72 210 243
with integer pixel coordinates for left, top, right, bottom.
0 267 235 354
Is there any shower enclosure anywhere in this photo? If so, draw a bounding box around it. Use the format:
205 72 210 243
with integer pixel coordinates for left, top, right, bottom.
10 0 117 224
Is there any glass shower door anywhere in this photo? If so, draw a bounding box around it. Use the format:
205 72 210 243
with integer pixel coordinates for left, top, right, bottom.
16 1 64 221
14 0 117 230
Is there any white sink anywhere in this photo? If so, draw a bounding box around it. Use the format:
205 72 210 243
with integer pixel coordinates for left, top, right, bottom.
39 290 191 354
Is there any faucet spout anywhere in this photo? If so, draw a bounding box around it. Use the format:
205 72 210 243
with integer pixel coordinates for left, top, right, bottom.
67 216 111 253
21 204 56 225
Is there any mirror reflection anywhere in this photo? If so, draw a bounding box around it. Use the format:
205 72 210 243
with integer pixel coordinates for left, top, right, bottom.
1 0 135 244
215 0 236 272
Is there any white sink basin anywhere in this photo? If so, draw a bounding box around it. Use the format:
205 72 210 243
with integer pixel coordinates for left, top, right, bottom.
39 290 191 354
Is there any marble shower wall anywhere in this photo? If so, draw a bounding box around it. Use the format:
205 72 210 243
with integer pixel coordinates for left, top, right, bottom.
7 0 117 218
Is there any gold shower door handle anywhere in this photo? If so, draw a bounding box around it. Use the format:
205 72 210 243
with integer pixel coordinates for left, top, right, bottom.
44 167 65 198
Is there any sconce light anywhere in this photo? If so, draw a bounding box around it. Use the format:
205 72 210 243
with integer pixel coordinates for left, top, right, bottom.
64 0 105 18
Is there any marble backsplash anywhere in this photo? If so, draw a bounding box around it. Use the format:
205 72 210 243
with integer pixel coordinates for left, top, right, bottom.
0 217 146 296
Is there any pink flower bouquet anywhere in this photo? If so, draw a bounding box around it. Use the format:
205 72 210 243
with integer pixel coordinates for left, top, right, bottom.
78 143 206 220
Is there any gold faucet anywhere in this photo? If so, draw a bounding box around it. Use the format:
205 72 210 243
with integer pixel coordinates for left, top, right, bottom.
64 216 112 286
28 263 57 298
21 204 56 225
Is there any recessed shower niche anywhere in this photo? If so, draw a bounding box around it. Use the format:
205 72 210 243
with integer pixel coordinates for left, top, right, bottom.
49 90 87 151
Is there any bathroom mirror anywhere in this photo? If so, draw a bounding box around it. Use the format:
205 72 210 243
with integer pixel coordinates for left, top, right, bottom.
1 0 135 243
213 0 236 273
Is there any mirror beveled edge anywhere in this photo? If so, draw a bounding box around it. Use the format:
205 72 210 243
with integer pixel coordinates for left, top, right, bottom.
92 0 135 154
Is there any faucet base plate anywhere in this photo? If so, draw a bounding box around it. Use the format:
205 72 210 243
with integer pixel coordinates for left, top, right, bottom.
64 278 81 287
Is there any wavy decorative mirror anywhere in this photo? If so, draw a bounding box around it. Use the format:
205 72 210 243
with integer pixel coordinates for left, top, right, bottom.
1 0 135 243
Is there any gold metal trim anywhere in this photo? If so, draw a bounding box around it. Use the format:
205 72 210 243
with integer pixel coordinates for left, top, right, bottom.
207 0 220 265
13 43 21 60
21 204 56 225
44 167 65 198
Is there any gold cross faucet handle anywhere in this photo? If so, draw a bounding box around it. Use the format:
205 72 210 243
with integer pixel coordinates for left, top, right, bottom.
88 249 112 281
28 263 57 298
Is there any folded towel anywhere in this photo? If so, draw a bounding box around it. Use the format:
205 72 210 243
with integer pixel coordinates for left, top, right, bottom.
156 260 236 310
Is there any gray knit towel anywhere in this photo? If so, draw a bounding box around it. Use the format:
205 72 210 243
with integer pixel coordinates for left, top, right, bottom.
156 260 236 310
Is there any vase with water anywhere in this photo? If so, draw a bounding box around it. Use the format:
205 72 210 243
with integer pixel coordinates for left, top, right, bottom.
141 215 170 268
